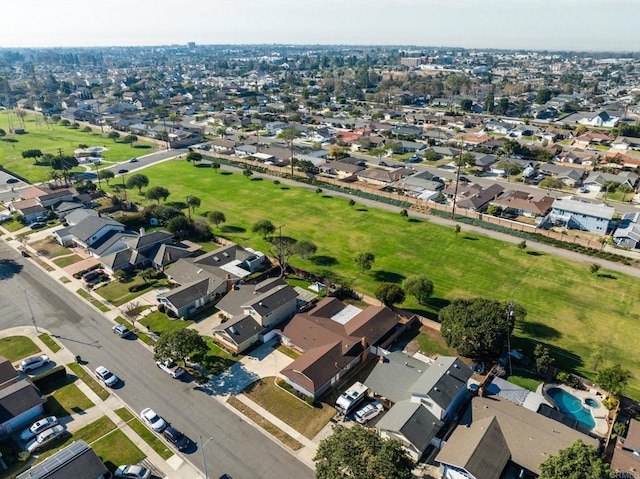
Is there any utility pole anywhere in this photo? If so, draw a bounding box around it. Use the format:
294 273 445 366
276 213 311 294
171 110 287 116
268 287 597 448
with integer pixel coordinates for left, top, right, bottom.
451 144 463 219
506 302 515 377
199 436 214 479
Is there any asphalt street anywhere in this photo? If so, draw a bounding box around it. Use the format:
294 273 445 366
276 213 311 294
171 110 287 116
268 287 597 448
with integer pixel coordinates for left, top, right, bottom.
0 241 313 479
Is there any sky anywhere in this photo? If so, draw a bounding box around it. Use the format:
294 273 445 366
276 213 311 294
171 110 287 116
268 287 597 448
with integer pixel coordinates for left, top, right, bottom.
1 0 639 52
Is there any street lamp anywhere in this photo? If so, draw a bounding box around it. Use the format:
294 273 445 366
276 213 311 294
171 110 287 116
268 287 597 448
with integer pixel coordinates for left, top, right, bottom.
200 435 214 479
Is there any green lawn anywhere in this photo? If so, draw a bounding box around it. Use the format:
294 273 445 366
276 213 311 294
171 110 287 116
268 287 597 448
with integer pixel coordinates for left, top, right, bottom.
38 333 61 353
128 418 172 460
140 311 193 335
94 276 159 307
415 328 456 357
0 110 156 183
198 337 239 376
0 336 40 361
244 377 336 440
507 371 544 392
76 288 111 312
93 429 146 473
110 159 640 398
67 363 110 401
2 219 26 232
40 375 95 418
114 316 154 346
52 254 83 267
114 406 135 422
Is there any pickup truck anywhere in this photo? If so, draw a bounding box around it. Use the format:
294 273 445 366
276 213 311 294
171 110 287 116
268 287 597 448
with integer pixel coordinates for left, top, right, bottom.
155 359 185 378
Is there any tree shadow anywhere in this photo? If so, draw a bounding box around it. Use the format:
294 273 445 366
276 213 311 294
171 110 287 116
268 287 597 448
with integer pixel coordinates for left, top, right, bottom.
1 138 18 143
597 273 617 280
511 336 583 371
321 195 333 199
462 236 479 241
526 251 544 257
165 201 187 210
220 171 233 176
280 186 290 190
221 225 246 234
426 297 451 311
371 270 406 283
250 177 263 181
133 144 152 149
518 321 561 340
0 259 23 280
355 208 368 212
310 255 338 266
407 218 422 223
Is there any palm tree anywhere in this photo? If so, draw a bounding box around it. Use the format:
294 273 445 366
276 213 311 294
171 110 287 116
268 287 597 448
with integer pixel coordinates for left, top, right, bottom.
277 127 302 178
186 195 201 219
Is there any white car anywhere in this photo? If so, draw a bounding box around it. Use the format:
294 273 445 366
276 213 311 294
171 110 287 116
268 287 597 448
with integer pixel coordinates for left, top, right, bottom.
25 425 68 453
140 408 166 432
354 401 384 424
19 416 58 441
95 366 119 387
20 355 50 372
115 464 151 479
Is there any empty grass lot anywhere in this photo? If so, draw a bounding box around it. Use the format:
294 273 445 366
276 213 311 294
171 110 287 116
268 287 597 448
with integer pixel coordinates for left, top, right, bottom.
0 336 40 362
0 110 156 183
244 377 336 440
117 160 640 398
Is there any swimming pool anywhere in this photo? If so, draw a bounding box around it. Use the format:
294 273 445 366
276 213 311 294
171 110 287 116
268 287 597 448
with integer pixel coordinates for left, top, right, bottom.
546 387 595 429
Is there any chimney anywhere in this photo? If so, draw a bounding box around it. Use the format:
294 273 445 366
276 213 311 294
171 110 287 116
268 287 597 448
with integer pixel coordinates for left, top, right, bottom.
226 273 233 293
361 337 369 361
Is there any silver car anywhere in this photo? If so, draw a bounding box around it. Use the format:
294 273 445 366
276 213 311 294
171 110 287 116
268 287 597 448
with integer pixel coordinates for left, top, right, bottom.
20 355 50 372
25 425 68 453
95 366 119 387
19 416 58 441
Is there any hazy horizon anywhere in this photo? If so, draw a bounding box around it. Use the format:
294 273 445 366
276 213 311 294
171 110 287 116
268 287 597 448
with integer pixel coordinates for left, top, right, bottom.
2 0 639 53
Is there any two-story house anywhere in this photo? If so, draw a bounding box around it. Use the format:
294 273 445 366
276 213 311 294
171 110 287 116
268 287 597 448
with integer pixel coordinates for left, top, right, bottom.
548 195 615 235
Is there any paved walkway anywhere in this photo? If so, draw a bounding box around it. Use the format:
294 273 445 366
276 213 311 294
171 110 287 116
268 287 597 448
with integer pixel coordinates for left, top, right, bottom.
1 326 203 479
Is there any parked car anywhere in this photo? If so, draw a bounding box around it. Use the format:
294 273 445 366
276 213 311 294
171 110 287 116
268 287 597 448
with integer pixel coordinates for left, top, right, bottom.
129 157 138 163
163 425 190 451
25 425 68 453
118 169 128 174
6 178 18 184
378 161 388 166
156 359 185 379
354 401 384 424
19 416 58 441
140 408 166 432
30 222 46 230
20 355 50 372
112 324 131 338
95 366 119 387
114 464 151 479
82 269 104 283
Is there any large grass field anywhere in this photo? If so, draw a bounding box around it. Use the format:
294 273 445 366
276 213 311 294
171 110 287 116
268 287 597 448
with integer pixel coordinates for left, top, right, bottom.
0 110 156 183
111 159 640 398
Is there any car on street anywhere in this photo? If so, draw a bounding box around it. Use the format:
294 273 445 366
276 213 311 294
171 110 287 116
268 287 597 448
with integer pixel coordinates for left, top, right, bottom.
156 359 185 378
19 416 58 441
6 178 18 184
30 222 46 230
378 161 388 166
95 365 119 387
163 425 190 451
20 355 50 372
115 464 151 479
118 169 128 174
140 408 167 432
354 401 384 424
25 425 68 453
112 324 132 337
129 157 138 163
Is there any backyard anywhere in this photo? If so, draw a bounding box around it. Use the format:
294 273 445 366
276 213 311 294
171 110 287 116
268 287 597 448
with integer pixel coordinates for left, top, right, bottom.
109 159 640 398
0 110 156 183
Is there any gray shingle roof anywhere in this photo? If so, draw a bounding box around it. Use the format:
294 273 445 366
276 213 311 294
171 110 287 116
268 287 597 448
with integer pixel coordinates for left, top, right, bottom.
375 400 443 454
68 216 124 243
17 440 108 479
219 315 262 346
0 379 46 423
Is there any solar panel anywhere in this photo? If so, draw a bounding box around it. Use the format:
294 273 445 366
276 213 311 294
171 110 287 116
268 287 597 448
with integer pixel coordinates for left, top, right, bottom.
22 441 89 479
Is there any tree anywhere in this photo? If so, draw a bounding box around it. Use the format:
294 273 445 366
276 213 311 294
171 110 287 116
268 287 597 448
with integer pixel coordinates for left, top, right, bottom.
454 224 461 236
242 167 254 179
597 364 632 397
348 199 356 208
535 88 552 105
618 184 632 202
440 298 521 358
51 155 79 185
126 173 149 193
167 216 192 239
186 195 201 218
153 329 208 364
252 219 275 239
278 127 302 178
186 151 203 163
21 149 43 159
534 344 554 375
294 240 318 259
271 237 296 277
375 283 405 307
589 263 601 275
211 162 221 173
518 240 527 253
141 268 155 284
355 252 375 275
207 211 226 228
146 186 170 203
314 424 413 479
539 177 564 190
107 131 120 141
122 134 138 146
539 440 614 479
459 99 473 111
120 301 143 331
98 169 115 185
402 275 434 304
495 160 522 181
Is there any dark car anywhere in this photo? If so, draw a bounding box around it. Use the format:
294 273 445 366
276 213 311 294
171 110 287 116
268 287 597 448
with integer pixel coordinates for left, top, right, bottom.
6 178 19 184
118 169 128 174
163 425 190 451
30 222 46 230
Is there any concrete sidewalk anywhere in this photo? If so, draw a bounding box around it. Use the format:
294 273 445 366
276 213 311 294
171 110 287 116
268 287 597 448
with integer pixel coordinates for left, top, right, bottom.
1 326 203 479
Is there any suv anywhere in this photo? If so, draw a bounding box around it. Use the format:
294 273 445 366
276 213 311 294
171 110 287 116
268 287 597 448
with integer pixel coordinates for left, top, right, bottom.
20 355 50 372
112 324 132 338
163 425 190 451
354 401 384 424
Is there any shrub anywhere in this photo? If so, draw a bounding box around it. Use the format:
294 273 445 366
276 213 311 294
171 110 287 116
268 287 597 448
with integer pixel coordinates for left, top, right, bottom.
603 396 618 411
32 365 67 389
128 284 148 293
157 303 166 313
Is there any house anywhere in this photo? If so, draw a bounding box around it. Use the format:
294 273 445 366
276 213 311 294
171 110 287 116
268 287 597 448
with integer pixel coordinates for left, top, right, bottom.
436 395 599 479
442 183 504 212
578 110 620 128
0 357 46 438
490 190 555 218
157 244 267 318
319 161 365 180
583 171 638 192
611 136 640 151
53 215 127 253
17 440 110 479
213 277 298 353
393 171 445 200
275 297 401 400
548 195 615 234
537 163 585 187
9 204 48 224
356 167 413 186
364 352 472 462
613 213 640 249
611 419 640 479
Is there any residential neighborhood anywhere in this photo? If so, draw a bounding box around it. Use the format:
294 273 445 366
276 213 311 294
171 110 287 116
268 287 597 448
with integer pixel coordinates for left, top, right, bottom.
1 37 640 479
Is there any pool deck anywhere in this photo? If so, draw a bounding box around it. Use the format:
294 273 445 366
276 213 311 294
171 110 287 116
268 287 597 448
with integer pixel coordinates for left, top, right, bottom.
538 383 610 437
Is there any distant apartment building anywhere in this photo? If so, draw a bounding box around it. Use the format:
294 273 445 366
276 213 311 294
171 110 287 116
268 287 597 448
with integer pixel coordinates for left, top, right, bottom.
400 57 425 68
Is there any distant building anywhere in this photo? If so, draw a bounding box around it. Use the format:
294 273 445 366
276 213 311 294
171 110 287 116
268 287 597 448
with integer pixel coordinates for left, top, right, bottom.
548 195 614 234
